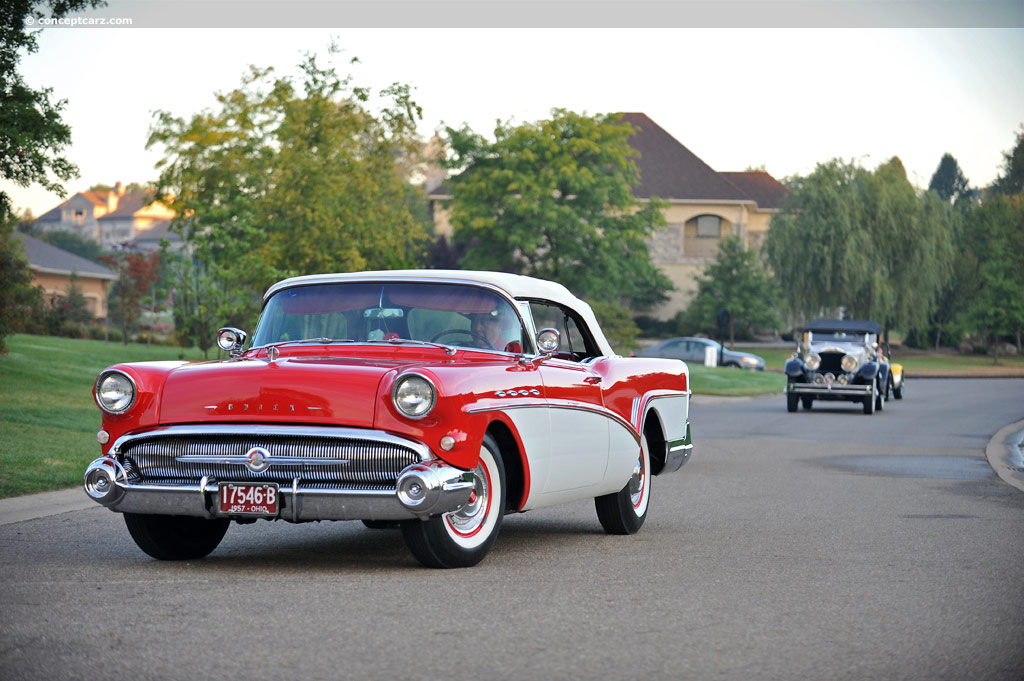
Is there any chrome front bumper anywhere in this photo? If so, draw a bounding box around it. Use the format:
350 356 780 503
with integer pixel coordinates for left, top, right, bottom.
786 382 871 398
83 425 475 521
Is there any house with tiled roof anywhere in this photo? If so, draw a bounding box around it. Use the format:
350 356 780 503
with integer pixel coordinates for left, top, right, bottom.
35 182 175 249
16 233 117 319
427 112 788 320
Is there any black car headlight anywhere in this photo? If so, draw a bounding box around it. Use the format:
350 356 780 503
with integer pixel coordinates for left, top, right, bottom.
392 373 436 419
95 370 137 414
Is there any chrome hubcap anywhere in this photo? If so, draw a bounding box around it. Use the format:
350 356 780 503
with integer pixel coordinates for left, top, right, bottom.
629 455 645 507
446 461 489 535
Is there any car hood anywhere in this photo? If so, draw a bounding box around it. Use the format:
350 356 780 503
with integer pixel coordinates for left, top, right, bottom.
158 356 412 426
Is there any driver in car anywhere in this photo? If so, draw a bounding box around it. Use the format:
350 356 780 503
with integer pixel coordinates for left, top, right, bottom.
470 307 522 351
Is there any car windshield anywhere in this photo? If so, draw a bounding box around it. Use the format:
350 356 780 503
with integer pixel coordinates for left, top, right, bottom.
810 332 866 344
251 282 528 352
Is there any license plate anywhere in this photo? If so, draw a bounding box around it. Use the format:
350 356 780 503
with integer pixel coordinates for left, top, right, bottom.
219 483 279 516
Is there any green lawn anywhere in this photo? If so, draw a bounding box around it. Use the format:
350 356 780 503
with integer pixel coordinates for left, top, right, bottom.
686 363 785 396
0 335 209 498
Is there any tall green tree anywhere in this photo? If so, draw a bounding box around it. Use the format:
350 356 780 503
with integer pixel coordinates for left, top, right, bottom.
0 214 40 352
968 194 1024 356
682 236 779 345
927 152 970 203
991 124 1024 196
0 0 105 223
148 51 431 331
443 110 672 310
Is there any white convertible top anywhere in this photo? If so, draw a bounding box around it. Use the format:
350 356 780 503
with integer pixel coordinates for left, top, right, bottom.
264 269 615 356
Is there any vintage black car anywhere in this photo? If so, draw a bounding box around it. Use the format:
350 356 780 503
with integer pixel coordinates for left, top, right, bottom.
784 319 891 415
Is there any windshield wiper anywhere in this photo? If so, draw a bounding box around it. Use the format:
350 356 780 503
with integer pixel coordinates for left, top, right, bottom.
261 338 355 350
363 338 458 355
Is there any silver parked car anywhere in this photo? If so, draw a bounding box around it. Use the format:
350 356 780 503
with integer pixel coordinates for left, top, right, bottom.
638 337 766 370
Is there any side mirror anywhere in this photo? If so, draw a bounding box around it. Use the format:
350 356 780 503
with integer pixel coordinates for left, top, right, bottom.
536 327 560 354
217 327 247 357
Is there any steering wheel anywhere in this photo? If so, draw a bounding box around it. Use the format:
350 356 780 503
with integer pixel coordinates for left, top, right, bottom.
430 328 494 349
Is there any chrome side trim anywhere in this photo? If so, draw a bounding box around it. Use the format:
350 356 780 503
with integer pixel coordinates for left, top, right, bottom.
466 401 641 444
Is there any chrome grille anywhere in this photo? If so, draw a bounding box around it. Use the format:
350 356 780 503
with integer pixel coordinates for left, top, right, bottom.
818 352 845 374
120 433 421 487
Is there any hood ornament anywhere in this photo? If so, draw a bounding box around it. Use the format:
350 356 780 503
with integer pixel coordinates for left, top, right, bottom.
267 345 280 362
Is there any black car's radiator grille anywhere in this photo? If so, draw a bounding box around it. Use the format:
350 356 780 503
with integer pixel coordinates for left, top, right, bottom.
120 434 422 487
817 352 846 374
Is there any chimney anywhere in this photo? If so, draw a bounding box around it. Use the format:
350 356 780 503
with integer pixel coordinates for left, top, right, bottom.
115 181 125 196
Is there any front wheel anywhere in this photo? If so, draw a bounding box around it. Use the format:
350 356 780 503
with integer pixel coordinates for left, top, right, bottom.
401 434 506 568
863 383 876 415
893 376 904 400
595 433 651 535
787 391 799 412
124 513 230 560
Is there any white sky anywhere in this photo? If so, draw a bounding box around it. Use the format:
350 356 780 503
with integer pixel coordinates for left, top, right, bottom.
5 24 1023 217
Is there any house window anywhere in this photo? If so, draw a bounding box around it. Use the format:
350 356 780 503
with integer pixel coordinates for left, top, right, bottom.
696 215 722 238
72 209 86 225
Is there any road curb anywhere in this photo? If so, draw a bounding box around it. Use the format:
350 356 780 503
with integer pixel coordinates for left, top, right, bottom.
985 418 1024 493
0 487 95 527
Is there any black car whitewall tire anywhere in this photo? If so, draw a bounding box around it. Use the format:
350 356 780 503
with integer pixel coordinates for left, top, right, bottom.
124 513 230 560
595 433 651 534
401 434 506 568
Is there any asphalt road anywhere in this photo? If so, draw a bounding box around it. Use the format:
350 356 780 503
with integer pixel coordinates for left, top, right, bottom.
2 379 1023 681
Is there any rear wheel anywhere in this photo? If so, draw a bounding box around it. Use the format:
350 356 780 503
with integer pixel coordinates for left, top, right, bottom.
124 513 230 560
595 433 651 535
893 376 904 400
401 434 505 568
875 378 885 411
801 396 813 410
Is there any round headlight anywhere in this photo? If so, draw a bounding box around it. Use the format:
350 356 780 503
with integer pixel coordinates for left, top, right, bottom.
804 353 821 371
841 354 859 373
95 371 137 414
392 374 436 419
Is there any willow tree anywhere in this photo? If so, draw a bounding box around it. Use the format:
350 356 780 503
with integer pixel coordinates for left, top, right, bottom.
765 158 955 336
443 110 671 310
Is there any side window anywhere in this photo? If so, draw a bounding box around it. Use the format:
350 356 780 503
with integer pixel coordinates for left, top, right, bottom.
527 300 599 361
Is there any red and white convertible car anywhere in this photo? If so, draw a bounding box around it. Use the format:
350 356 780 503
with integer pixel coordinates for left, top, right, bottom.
85 271 693 568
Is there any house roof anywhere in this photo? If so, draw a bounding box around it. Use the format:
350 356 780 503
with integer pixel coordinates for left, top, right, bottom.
35 205 63 222
720 172 789 210
97 191 153 219
618 112 751 203
16 233 117 280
